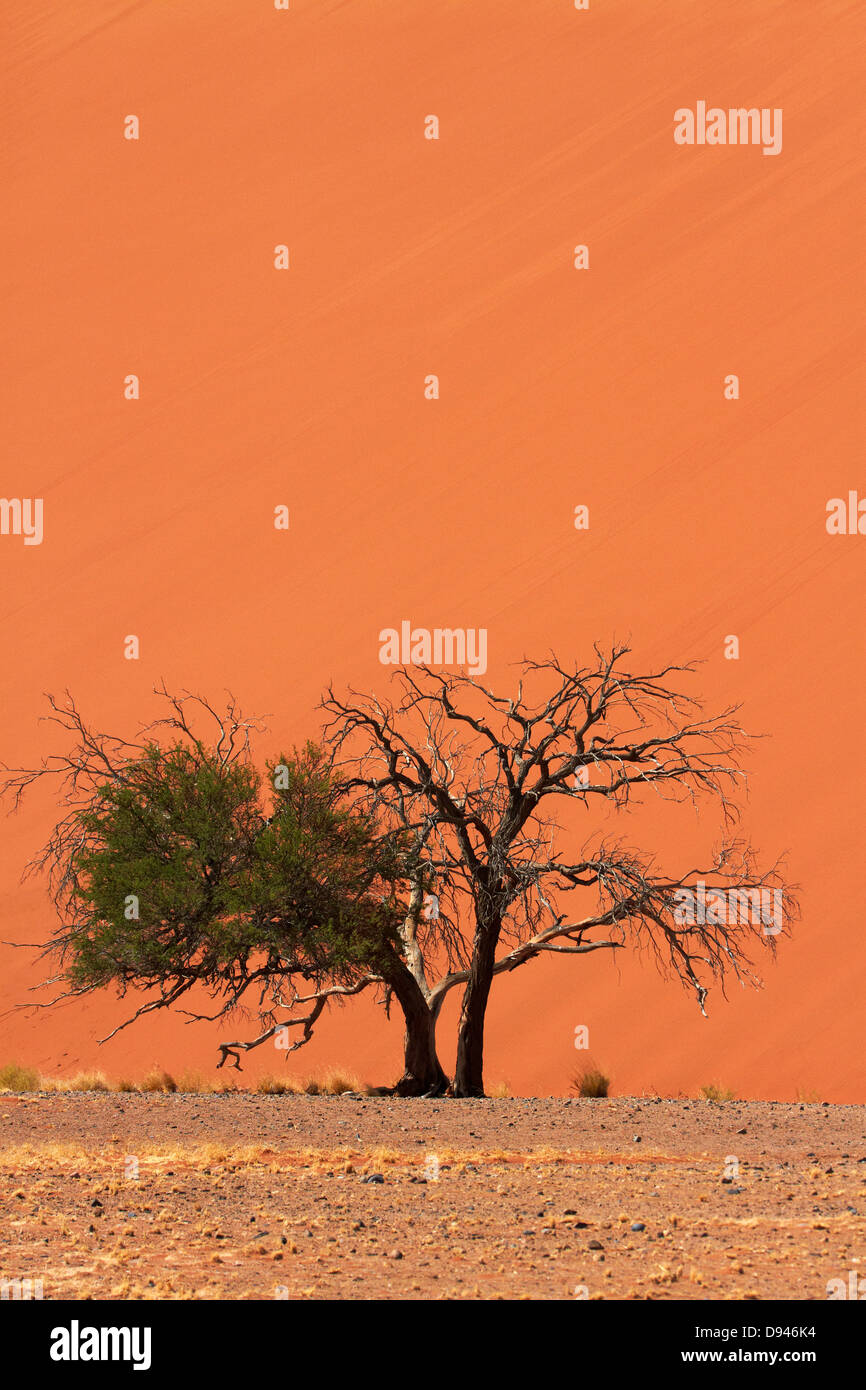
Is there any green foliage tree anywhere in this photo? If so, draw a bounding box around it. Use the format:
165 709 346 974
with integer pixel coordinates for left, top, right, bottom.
2 689 447 1094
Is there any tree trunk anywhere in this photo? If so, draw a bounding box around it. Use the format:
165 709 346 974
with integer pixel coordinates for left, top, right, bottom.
452 922 499 1097
384 957 449 1096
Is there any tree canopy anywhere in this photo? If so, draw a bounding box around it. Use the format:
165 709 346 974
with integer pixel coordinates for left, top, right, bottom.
2 647 797 1097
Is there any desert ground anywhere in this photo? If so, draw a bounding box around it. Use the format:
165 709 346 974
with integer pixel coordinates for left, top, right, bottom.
1 1093 863 1301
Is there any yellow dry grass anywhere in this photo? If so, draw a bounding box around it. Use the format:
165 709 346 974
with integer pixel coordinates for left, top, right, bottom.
0 1060 371 1096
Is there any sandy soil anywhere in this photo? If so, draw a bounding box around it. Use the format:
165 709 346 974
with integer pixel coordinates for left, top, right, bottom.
1 1094 863 1300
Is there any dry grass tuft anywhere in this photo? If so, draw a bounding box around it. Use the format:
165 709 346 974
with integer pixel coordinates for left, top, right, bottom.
319 1068 363 1095
571 1068 611 1098
0 1061 41 1092
175 1070 216 1094
700 1083 736 1103
256 1074 301 1096
299 1069 363 1096
65 1071 111 1092
140 1068 178 1094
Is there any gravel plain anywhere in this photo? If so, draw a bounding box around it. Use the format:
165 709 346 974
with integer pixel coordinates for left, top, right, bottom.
1 1093 863 1300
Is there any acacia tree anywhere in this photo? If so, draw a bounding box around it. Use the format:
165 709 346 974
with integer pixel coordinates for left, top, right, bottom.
3 648 796 1099
320 645 797 1097
1 688 448 1095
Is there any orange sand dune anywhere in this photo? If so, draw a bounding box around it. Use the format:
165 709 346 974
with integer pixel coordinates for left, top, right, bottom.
1 2 863 1100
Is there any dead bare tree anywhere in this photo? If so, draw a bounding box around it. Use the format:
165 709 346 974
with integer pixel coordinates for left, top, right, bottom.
321 645 797 1097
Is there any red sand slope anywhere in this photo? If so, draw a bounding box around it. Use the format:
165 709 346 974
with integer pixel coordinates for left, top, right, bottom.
1 1 863 1099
